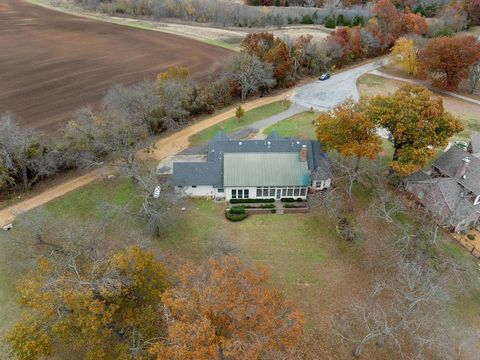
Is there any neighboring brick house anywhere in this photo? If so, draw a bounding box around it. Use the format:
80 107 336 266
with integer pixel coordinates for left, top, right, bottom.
407 135 480 232
171 131 331 201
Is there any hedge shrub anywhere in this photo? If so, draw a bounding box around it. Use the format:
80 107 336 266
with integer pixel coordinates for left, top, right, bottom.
225 211 248 222
230 198 275 204
324 17 336 29
467 234 476 241
229 205 246 215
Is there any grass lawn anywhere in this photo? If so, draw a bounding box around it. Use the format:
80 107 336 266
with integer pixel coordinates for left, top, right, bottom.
0 178 142 337
3 174 480 357
189 100 291 145
264 111 319 139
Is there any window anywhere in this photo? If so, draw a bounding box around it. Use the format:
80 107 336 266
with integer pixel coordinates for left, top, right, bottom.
232 189 237 199
269 188 275 197
294 188 300 197
282 188 287 197
263 188 269 197
192 185 197 188
257 188 262 197
238 189 243 199
244 189 249 199
287 188 293 196
300 188 306 196
218 189 224 193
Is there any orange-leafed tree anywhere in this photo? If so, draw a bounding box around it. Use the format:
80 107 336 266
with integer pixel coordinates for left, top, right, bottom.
242 32 293 86
156 65 190 82
418 35 480 90
150 256 304 360
365 84 463 176
7 246 169 360
316 99 382 172
371 0 402 44
401 11 429 35
465 0 480 26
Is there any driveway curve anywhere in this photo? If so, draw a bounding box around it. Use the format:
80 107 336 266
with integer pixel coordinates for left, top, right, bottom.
292 60 385 110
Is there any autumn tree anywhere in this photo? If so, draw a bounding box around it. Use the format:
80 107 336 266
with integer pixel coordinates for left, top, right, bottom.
365 84 463 176
241 32 293 86
317 99 382 172
391 37 419 75
235 105 245 122
7 245 169 360
418 35 480 90
465 0 480 26
150 256 304 359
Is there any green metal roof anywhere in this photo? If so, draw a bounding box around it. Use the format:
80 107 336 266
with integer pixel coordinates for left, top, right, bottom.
223 152 311 187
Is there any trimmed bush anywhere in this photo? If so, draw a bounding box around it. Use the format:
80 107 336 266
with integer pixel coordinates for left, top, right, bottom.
301 14 314 25
229 205 246 215
225 211 248 222
467 234 476 241
296 198 304 202
230 198 275 204
284 204 307 208
352 15 364 27
281 198 296 203
324 17 336 29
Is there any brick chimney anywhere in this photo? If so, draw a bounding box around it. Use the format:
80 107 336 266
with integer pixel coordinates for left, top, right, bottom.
455 157 471 178
300 145 307 162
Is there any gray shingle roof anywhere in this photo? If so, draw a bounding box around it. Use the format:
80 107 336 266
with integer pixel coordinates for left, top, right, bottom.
469 133 480 154
172 162 223 187
407 170 432 183
432 145 480 195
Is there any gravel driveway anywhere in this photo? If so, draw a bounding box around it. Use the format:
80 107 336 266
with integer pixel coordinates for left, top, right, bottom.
292 60 384 110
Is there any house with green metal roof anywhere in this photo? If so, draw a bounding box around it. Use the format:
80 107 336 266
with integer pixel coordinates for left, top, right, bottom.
171 131 331 201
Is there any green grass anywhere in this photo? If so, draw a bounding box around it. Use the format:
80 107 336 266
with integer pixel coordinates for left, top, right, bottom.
189 100 291 145
45 177 138 220
264 111 319 139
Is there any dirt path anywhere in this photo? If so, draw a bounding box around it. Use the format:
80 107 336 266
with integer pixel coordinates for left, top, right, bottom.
0 169 106 227
147 92 294 160
0 91 293 227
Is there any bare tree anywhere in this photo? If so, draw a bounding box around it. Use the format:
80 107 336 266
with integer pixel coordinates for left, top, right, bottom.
468 62 480 94
0 112 59 191
337 258 450 359
104 81 161 134
229 53 276 101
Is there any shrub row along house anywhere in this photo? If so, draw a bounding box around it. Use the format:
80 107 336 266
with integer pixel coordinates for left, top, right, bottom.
171 131 331 201
407 134 480 232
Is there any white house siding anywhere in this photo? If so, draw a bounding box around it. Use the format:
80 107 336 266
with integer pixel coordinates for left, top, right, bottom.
312 179 331 190
176 185 215 198
225 186 310 201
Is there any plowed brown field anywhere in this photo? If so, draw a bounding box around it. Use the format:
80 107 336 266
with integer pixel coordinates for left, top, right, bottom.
0 0 233 135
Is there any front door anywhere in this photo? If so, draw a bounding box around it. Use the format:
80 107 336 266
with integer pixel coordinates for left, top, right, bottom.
276 189 281 200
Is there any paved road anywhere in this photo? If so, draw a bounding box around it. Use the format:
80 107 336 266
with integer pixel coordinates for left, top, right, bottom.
292 60 384 110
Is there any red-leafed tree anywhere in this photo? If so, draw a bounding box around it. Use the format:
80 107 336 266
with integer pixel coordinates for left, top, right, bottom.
465 0 480 26
241 32 293 86
418 34 480 90
326 28 353 64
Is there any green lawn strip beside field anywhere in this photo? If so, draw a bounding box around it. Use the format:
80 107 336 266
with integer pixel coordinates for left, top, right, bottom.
264 111 319 139
189 100 291 145
26 0 238 51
